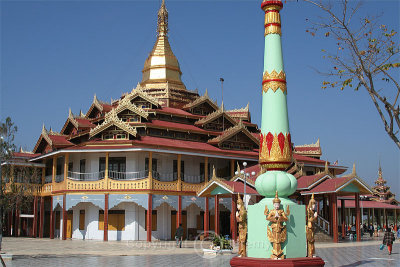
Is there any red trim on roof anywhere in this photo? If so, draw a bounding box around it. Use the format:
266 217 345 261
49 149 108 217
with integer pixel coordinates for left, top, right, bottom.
49 135 73 146
12 152 41 158
302 176 354 194
297 173 329 189
145 120 210 133
223 181 258 194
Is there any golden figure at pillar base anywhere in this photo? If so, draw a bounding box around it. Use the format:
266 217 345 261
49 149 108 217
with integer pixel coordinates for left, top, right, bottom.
236 194 247 257
264 191 290 260
306 193 318 258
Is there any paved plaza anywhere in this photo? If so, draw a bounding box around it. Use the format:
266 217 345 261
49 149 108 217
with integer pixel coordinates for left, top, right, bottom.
2 238 399 267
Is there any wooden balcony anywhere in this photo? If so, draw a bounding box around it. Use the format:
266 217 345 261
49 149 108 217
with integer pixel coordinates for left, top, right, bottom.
24 170 209 195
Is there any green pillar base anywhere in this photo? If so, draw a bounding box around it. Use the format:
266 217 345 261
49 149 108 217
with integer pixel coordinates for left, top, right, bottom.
247 197 307 258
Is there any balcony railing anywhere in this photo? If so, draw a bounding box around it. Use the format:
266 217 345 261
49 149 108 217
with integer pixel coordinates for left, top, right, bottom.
68 171 105 181
153 172 177 182
108 170 147 180
183 174 205 184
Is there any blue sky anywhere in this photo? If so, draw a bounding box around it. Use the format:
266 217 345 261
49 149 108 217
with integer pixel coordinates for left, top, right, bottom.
1 0 399 196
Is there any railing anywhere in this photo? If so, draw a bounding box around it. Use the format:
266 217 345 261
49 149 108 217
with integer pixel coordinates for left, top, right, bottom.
183 174 205 184
55 174 64 183
108 170 147 180
317 215 330 234
153 172 177 182
44 175 53 184
67 171 105 181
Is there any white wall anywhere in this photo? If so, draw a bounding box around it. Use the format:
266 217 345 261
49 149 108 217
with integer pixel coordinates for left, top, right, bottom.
152 202 172 240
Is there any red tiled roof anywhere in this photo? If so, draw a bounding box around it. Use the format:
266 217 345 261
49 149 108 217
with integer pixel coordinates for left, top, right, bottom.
49 135 74 147
223 181 258 194
64 136 259 159
337 200 400 209
302 176 354 194
75 118 95 128
12 152 41 158
154 107 200 117
146 120 211 133
293 154 327 164
297 173 329 189
102 104 113 112
295 146 321 152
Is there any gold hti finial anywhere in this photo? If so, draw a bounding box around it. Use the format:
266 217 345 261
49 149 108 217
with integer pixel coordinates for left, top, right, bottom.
273 191 281 204
157 0 168 36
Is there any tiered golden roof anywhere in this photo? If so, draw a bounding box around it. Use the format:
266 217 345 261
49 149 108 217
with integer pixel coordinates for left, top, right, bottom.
139 0 197 108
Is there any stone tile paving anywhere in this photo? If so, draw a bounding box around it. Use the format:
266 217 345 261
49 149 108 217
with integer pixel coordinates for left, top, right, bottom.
4 238 400 267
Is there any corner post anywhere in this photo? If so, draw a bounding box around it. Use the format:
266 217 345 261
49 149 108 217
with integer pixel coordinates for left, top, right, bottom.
331 193 338 243
204 197 209 237
204 157 208 183
105 152 109 189
32 196 38 237
177 154 182 191
177 195 182 229
39 197 44 238
147 194 152 242
214 195 219 236
104 193 109 241
341 199 345 239
355 193 361 241
62 194 67 240
231 194 237 241
50 196 54 239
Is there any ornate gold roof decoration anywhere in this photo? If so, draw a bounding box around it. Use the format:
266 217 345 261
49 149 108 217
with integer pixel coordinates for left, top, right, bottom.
208 120 259 145
183 89 219 110
129 86 161 107
115 94 149 119
18 147 34 154
42 124 53 144
93 94 104 112
195 106 236 126
295 138 320 148
262 70 287 94
68 108 79 129
89 109 137 138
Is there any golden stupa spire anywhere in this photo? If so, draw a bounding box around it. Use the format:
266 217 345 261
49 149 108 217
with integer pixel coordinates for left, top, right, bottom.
157 0 168 36
140 0 189 103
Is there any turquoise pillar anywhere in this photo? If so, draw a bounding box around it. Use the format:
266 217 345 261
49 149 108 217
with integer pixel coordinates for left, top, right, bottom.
247 0 306 259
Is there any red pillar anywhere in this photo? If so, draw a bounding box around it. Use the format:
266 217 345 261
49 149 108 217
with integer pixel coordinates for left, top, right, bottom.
32 196 38 237
331 193 338 243
214 195 219 236
62 194 67 240
231 195 237 241
177 195 182 229
341 199 346 239
328 195 333 236
39 197 44 238
147 194 152 242
15 205 20 237
104 194 109 241
50 197 54 239
355 193 361 241
204 197 209 237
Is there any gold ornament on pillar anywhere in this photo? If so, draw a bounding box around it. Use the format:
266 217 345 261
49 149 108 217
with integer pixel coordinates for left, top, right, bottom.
236 194 247 257
264 191 290 260
306 193 318 258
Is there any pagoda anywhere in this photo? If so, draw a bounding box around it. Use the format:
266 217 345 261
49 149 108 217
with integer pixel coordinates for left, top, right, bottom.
371 165 397 205
140 0 198 108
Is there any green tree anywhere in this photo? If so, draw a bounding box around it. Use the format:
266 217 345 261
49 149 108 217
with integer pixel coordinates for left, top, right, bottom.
0 117 40 254
304 0 400 149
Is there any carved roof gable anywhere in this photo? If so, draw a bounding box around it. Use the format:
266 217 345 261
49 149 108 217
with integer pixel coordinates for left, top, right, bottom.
207 121 259 146
183 89 218 111
89 109 137 138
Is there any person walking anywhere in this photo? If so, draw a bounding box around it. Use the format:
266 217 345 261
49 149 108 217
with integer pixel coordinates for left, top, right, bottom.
382 227 395 255
175 223 184 248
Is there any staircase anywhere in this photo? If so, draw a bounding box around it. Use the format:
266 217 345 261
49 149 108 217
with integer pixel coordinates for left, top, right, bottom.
315 215 333 242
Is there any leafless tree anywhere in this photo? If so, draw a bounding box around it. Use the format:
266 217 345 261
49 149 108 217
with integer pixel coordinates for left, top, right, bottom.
303 0 400 149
